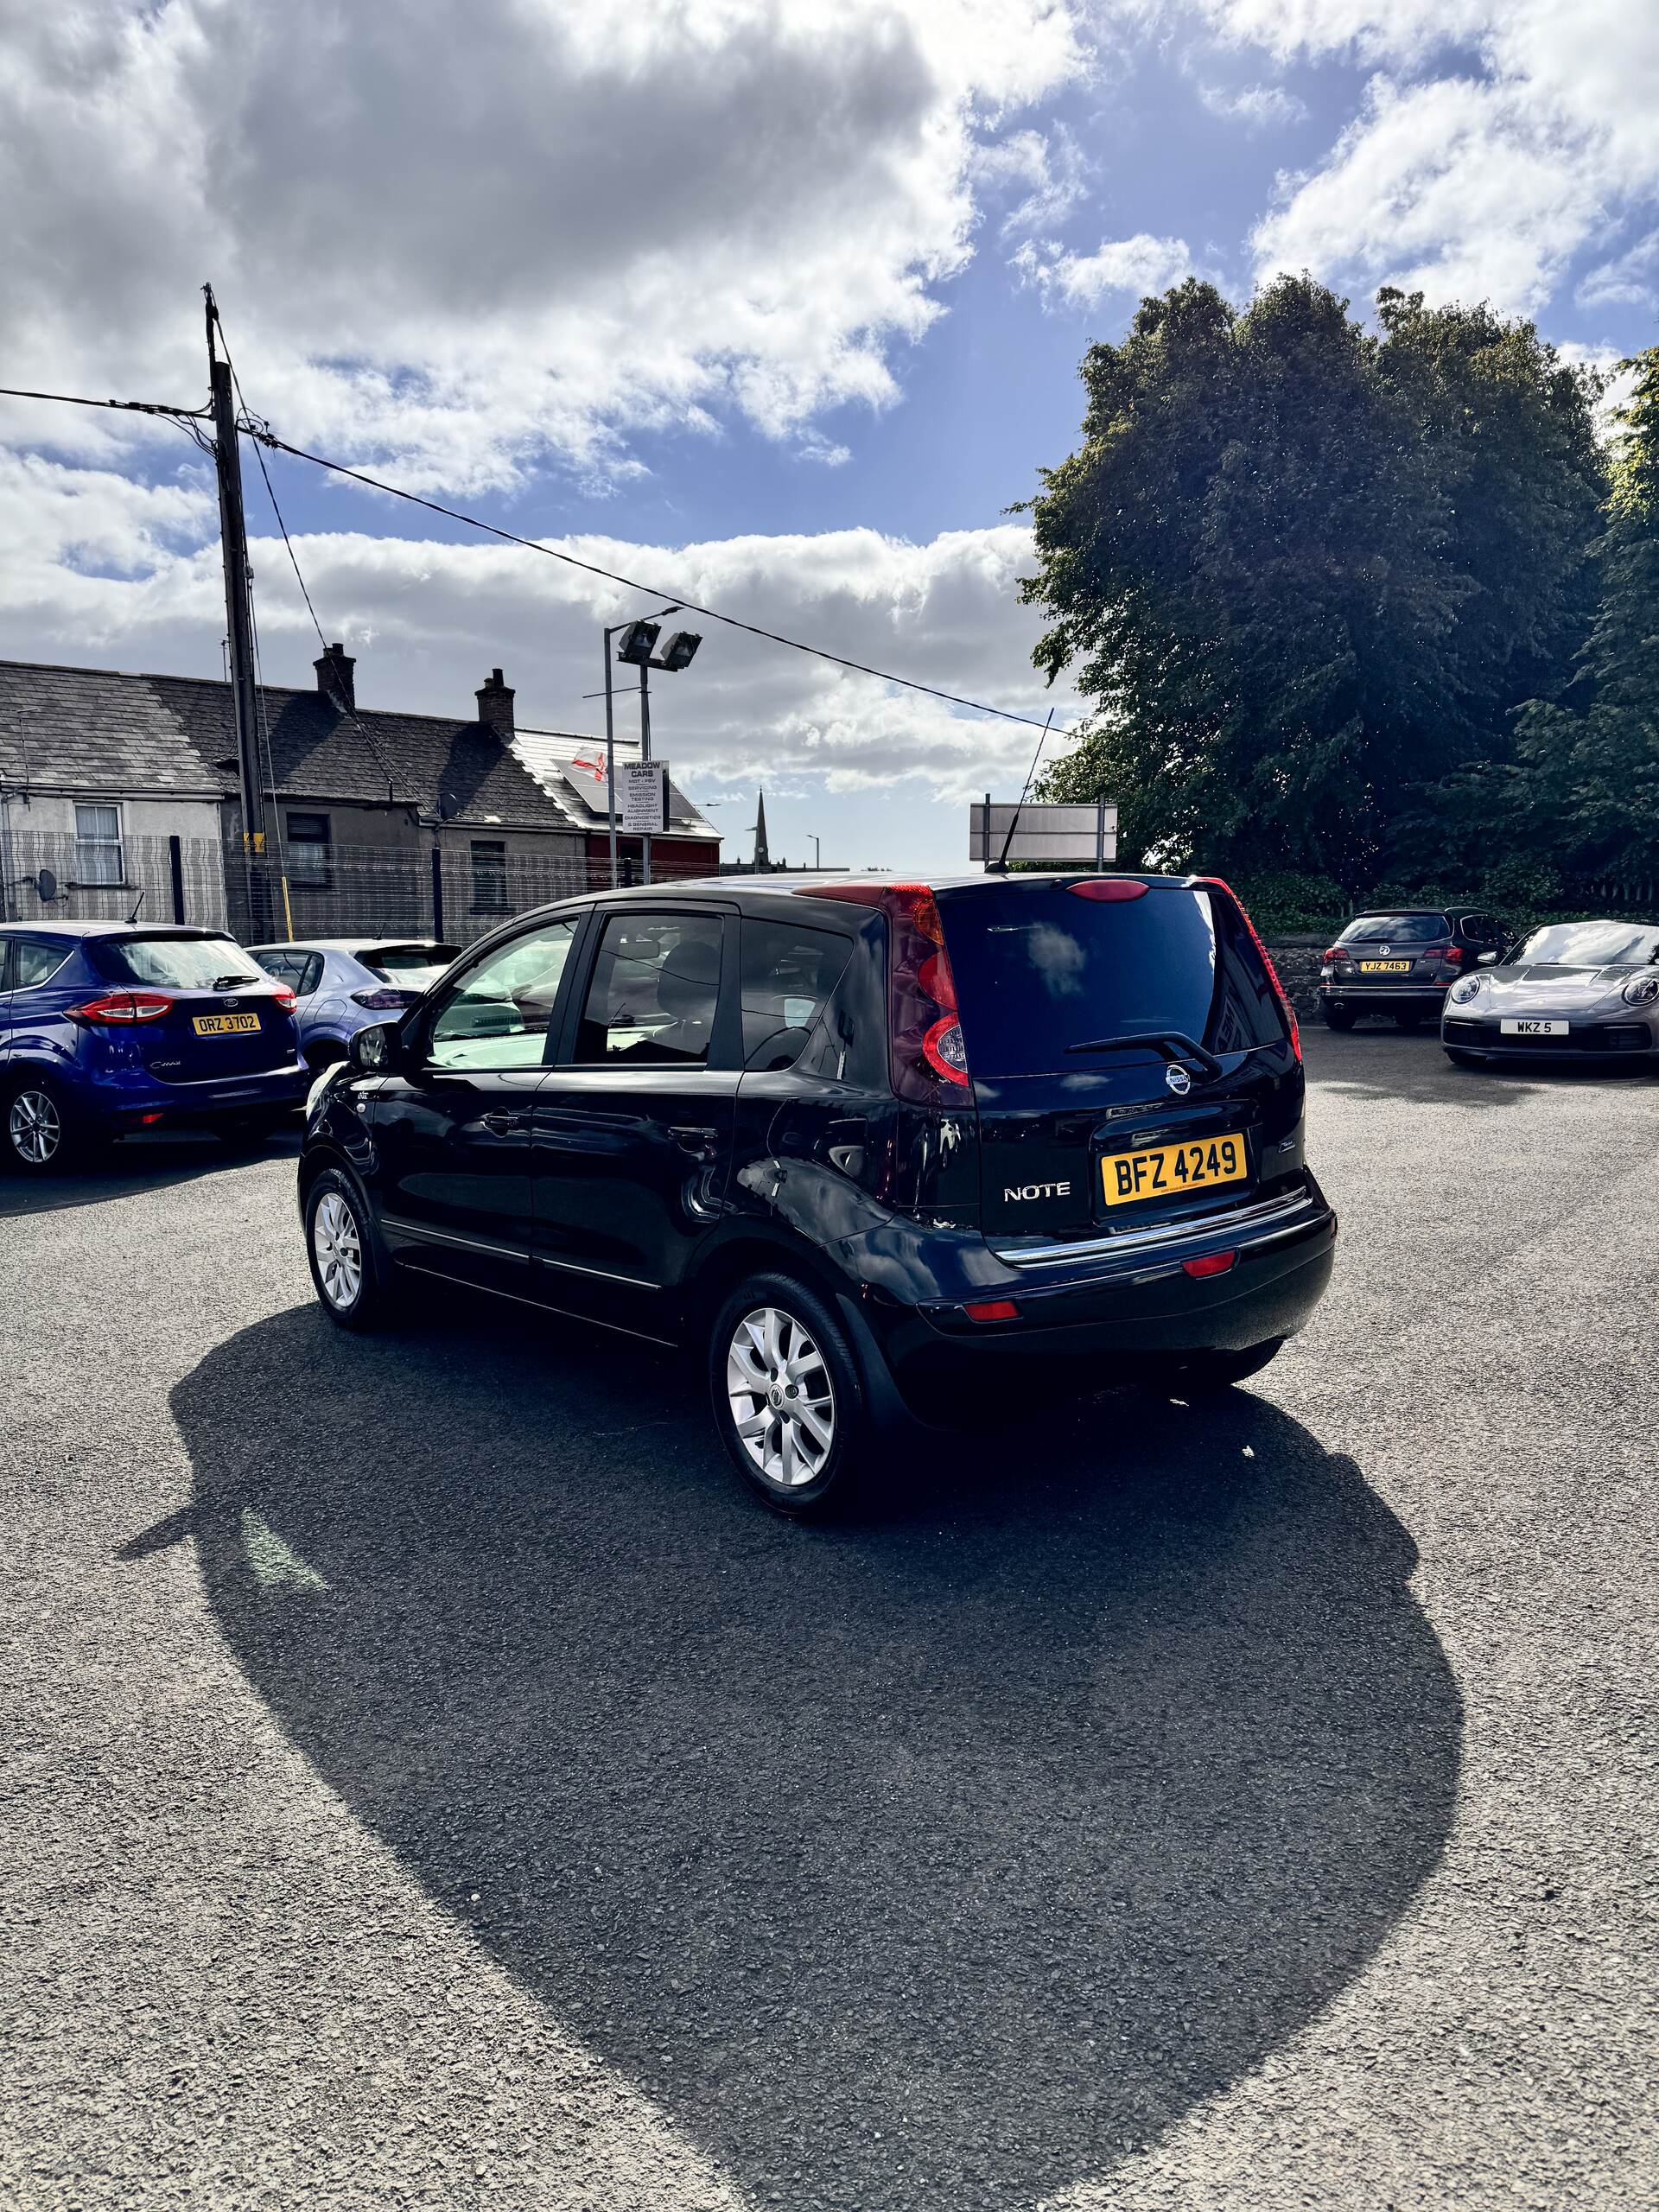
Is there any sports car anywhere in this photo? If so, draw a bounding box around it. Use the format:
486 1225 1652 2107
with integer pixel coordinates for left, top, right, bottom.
1440 918 1659 1066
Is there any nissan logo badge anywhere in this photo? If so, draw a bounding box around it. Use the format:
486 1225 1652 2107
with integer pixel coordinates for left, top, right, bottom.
1165 1063 1192 1096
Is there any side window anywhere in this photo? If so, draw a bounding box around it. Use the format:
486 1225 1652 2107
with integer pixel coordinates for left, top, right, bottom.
425 918 579 1071
574 912 724 1066
12 935 72 988
1460 913 1497 944
253 950 300 989
299 952 326 996
740 918 854 1070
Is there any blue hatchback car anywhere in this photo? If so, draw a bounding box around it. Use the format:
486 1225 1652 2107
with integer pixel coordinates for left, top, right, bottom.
246 938 459 1071
0 922 307 1173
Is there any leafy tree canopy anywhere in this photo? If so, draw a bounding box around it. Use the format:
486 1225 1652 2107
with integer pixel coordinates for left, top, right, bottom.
1025 276 1605 893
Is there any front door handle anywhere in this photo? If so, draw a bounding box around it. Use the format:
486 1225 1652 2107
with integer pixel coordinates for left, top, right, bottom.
481 1110 529 1135
669 1123 719 1158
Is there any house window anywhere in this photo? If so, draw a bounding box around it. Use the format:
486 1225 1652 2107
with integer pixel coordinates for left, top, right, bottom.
286 812 331 887
471 839 509 913
74 804 124 886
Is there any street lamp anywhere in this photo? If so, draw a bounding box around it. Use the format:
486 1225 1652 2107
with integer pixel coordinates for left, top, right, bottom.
602 606 703 887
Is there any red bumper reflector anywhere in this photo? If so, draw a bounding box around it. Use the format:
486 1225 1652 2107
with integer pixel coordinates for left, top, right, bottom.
963 1299 1020 1322
1182 1250 1236 1279
138 1112 165 1127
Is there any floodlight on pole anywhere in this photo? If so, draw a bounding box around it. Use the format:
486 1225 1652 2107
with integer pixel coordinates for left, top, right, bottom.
656 629 702 673
601 601 689 889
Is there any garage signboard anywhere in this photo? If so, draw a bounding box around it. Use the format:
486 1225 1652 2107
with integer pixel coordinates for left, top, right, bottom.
969 800 1117 867
619 760 669 834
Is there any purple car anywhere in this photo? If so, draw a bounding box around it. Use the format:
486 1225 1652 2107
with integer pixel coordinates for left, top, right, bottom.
248 938 460 1071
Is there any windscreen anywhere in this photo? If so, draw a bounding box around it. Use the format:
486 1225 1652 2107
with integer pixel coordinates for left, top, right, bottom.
1337 912 1450 944
941 882 1286 1077
1508 921 1659 969
358 943 460 983
92 935 265 988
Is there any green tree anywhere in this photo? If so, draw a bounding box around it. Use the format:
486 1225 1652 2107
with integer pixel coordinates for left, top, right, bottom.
1025 277 1605 892
1509 347 1659 878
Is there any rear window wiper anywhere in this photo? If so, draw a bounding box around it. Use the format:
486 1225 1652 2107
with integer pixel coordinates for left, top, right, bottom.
1065 1029 1224 1083
212 973 255 989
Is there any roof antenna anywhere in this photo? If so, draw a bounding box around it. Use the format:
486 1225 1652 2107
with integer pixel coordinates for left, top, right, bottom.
127 886 146 925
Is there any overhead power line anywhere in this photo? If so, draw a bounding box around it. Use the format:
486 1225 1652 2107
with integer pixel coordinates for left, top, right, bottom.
0 372 1068 737
241 427 1066 736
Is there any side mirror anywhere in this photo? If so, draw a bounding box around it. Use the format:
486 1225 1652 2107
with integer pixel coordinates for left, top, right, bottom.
1477 950 1499 965
348 1020 402 1072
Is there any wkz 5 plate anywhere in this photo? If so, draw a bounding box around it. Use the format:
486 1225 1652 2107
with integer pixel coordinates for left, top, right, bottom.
1500 1018 1567 1037
1103 1135 1247 1208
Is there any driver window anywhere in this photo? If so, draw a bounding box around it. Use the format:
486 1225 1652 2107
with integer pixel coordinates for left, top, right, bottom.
574 912 724 1065
426 918 578 1071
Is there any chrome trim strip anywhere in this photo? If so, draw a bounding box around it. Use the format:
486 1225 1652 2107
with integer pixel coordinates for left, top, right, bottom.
382 1216 531 1265
538 1254 663 1291
993 1188 1314 1269
397 1261 677 1346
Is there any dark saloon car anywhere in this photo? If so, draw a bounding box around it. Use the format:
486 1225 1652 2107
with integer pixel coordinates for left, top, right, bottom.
1318 907 1507 1029
1442 918 1659 1066
298 873 1336 1513
0 922 306 1172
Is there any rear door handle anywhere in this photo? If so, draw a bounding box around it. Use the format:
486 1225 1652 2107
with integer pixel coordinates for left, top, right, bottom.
670 1123 719 1158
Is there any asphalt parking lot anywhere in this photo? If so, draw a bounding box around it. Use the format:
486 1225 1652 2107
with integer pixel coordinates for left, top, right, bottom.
3 1028 1656 2211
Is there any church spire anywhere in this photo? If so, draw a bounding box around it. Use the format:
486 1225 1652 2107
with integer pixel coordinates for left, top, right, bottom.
753 786 770 871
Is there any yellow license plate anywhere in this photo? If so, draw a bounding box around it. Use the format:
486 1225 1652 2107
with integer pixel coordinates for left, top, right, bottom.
192 1012 262 1035
1103 1135 1248 1207
1357 959 1412 973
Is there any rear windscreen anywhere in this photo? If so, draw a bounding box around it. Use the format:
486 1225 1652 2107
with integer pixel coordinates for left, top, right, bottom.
1337 912 1449 944
359 943 459 979
92 935 265 988
941 882 1287 1077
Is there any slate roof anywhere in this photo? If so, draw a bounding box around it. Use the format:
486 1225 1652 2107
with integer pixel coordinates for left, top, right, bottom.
0 658 582 836
512 726 721 842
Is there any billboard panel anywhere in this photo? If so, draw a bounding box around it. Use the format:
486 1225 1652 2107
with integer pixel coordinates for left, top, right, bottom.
969 801 1118 867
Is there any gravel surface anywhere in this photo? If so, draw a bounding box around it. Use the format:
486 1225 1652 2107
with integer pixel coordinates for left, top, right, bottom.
3 1028 1655 2211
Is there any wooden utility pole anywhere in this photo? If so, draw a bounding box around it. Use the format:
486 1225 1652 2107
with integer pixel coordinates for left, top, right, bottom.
205 285 266 936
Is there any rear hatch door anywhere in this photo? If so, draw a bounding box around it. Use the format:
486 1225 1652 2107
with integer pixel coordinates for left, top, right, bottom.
90 932 296 1082
938 878 1303 1249
1330 913 1451 990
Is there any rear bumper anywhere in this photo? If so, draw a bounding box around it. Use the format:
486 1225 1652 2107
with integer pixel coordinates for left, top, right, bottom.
80 1061 310 1131
848 1184 1337 1421
1319 982 1449 1009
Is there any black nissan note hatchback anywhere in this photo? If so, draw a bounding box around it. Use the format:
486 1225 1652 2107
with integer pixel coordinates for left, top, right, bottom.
299 873 1335 1513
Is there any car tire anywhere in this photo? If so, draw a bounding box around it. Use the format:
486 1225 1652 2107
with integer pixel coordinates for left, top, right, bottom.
1444 1046 1488 1069
304 1166 393 1331
1319 1003 1357 1031
2 1074 78 1174
1142 1338 1286 1396
709 1269 872 1516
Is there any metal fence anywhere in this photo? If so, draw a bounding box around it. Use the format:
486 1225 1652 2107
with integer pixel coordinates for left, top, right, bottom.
0 827 720 947
0 828 230 931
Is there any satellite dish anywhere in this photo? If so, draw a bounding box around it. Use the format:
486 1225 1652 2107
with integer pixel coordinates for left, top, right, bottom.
35 867 59 904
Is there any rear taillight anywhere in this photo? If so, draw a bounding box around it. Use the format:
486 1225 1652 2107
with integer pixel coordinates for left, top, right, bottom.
1322 946 1348 963
350 987 417 1010
1424 944 1464 966
270 983 297 1012
1198 878 1300 1064
963 1298 1020 1322
67 990 173 1025
805 880 970 1097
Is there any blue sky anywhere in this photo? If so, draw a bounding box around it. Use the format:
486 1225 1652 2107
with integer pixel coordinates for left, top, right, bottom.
2 0 1656 872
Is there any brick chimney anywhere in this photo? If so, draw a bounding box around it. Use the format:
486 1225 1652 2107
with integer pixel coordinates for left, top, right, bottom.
475 667 514 736
314 641 356 713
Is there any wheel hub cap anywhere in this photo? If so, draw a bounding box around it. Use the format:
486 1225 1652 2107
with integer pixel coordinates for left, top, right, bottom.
727 1305 836 1491
10 1090 60 1166
313 1190 363 1310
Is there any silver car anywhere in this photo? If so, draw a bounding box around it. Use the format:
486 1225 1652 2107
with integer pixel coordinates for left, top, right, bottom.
1441 918 1659 1067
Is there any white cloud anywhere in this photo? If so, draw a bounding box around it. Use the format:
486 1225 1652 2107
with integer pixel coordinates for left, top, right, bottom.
975 124 1092 237
1198 82 1309 129
1192 0 1659 316
1578 229 1659 315
1013 232 1195 309
0 0 1085 493
0 454 1077 827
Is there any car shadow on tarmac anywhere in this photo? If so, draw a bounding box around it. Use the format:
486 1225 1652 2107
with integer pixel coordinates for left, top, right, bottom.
1304 1024 1659 1111
161 1298 1460 2210
0 1128 302 1217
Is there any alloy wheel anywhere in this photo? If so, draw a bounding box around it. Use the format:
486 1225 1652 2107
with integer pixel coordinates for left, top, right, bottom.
313 1189 364 1311
725 1304 836 1491
9 1088 61 1167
